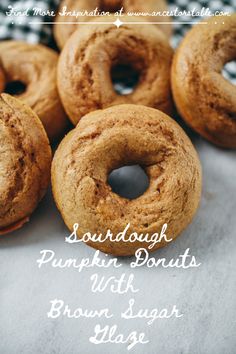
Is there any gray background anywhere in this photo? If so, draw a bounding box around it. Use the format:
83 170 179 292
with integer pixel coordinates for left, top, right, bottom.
0 134 236 354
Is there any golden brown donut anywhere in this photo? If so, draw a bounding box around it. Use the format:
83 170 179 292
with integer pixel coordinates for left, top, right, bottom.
0 94 52 234
0 41 68 141
171 14 236 148
0 64 5 93
52 104 202 256
54 0 172 49
58 19 174 125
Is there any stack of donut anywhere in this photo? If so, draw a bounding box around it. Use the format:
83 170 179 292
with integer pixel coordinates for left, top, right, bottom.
0 0 235 256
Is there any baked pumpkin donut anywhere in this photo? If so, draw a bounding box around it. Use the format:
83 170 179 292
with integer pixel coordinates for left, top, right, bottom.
171 14 236 148
0 94 52 234
58 19 174 125
54 0 172 49
0 64 5 93
52 104 202 256
0 41 68 141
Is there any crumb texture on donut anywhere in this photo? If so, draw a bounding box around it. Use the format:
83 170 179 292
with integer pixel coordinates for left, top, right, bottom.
0 94 52 233
0 41 68 140
54 0 172 49
58 19 173 125
171 14 236 148
52 104 202 256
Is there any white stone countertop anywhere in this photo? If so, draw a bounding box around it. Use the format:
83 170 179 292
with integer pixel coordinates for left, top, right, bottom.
0 132 236 354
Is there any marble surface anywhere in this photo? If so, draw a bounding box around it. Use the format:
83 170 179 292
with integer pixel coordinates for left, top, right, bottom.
0 132 236 354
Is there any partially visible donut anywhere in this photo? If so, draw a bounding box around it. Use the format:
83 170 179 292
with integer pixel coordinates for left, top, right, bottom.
0 64 5 93
58 19 174 125
52 104 202 256
54 0 172 49
0 41 68 141
171 14 236 148
0 94 52 234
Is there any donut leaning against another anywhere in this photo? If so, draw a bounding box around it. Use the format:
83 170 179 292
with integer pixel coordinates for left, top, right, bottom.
0 94 52 235
0 41 68 141
171 14 236 148
58 17 174 126
54 0 172 49
52 104 202 256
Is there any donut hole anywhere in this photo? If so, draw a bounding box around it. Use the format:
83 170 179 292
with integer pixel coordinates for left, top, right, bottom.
108 165 149 199
222 60 236 85
5 80 26 95
99 0 123 13
111 63 140 95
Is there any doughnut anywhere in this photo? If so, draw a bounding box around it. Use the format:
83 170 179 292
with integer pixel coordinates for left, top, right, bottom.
51 104 202 256
0 64 5 93
0 41 68 141
0 94 51 234
171 14 236 148
58 19 174 125
54 0 172 49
